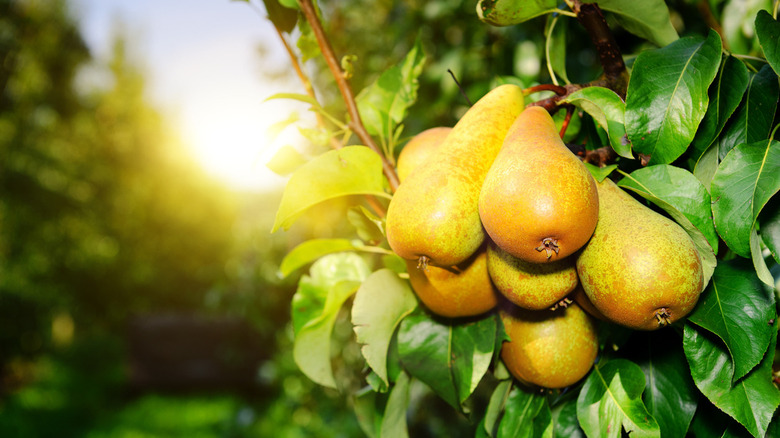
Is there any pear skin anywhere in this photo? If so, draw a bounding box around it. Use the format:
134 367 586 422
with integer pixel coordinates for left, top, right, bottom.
575 178 704 331
479 106 599 263
397 127 452 182
406 247 498 318
386 84 525 268
487 240 578 310
500 302 598 389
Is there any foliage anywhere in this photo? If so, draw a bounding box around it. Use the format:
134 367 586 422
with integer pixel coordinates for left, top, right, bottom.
264 0 780 436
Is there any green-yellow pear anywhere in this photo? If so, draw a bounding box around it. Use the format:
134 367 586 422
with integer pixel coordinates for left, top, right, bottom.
479 106 599 263
396 127 452 182
487 240 578 310
406 246 498 318
575 178 704 330
386 84 525 268
500 301 598 389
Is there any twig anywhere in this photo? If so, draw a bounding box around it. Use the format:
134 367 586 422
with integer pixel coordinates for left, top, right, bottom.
698 0 729 50
448 69 472 105
298 0 400 192
572 1 629 97
559 105 574 139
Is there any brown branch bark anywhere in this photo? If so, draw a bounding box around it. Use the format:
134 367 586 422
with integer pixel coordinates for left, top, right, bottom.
298 0 400 193
573 1 629 97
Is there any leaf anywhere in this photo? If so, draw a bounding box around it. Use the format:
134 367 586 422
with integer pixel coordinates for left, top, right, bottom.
260 0 298 33
279 239 359 278
759 197 780 264
618 165 718 285
576 359 660 438
397 312 497 409
497 385 550 438
716 65 779 160
353 387 383 438
545 14 569 85
686 259 776 382
272 146 391 232
356 38 426 142
683 323 780 438
750 229 775 287
756 10 780 77
476 0 558 26
690 55 750 188
379 371 411 438
352 269 418 387
587 0 678 48
347 206 385 245
584 163 618 182
484 380 512 437
625 30 722 165
552 395 586 438
291 253 371 388
630 331 698 438
266 144 307 176
563 87 630 158
710 139 780 258
296 18 320 62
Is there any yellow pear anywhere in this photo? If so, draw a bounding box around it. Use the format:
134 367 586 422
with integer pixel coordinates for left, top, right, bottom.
487 240 578 310
500 302 598 389
479 106 599 263
386 84 525 268
396 127 452 182
575 178 704 330
406 246 498 318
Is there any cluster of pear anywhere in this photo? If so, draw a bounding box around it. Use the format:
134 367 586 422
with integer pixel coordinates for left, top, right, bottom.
385 84 705 389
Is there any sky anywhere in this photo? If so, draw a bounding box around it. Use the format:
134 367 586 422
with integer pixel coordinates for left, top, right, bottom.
72 0 307 192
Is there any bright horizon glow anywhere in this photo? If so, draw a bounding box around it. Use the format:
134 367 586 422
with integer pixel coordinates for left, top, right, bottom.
74 0 303 192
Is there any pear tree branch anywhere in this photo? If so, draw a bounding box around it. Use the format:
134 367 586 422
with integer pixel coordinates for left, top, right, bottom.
298 0 400 193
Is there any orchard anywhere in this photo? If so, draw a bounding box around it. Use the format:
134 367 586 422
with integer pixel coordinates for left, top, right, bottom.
261 0 780 436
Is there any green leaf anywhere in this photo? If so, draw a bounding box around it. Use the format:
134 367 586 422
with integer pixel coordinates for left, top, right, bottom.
683 323 780 438
278 0 298 9
587 0 678 48
625 30 722 165
545 14 569 85
755 10 780 77
353 387 383 438
291 253 371 388
750 229 775 287
356 38 426 143
484 380 513 437
279 239 358 278
716 65 779 160
690 56 750 189
352 269 417 387
563 87 630 158
576 359 660 438
584 163 618 182
347 206 385 245
497 385 550 438
552 395 586 438
630 331 698 438
260 0 298 33
380 371 411 438
618 165 718 285
296 18 320 62
266 145 307 176
711 139 780 258
397 312 497 409
759 198 780 264
476 0 558 26
272 146 391 232
686 259 776 382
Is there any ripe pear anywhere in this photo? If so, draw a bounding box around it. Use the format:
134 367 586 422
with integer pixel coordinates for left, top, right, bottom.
386 84 525 268
396 127 452 182
575 178 704 331
479 106 599 263
570 284 606 321
500 301 598 389
406 246 498 318
487 240 578 310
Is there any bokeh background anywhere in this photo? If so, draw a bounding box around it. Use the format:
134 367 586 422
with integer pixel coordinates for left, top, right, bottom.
0 0 668 436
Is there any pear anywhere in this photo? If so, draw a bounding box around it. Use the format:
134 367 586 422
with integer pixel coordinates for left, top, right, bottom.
500 301 598 389
406 246 498 318
386 84 525 268
575 178 704 330
479 106 599 263
487 240 578 310
396 127 452 182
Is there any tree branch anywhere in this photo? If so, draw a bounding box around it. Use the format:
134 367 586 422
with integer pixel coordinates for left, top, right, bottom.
572 0 629 97
298 0 400 192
